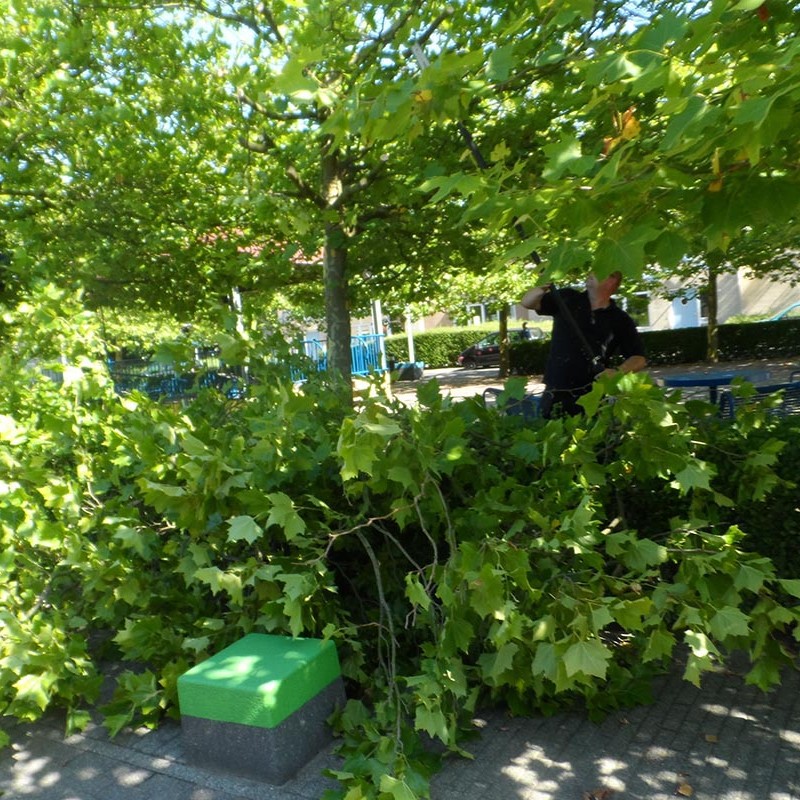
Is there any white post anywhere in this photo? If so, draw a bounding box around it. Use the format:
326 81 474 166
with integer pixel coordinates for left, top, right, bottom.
231 287 245 334
405 308 416 364
371 299 387 370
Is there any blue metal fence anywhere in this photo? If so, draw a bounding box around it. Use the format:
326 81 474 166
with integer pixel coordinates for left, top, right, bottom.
350 334 385 376
107 349 244 401
107 335 386 397
291 334 385 382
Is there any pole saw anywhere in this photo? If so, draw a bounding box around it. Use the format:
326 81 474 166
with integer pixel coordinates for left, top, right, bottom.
410 43 604 374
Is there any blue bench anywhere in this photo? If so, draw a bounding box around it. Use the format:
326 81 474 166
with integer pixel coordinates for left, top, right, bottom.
483 387 542 421
718 374 800 420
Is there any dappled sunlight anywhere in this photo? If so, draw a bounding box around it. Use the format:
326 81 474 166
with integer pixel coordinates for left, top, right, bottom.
1 714 342 799
428 662 800 800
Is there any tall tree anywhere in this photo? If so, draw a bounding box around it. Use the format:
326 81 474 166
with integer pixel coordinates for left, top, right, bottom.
3 0 799 371
420 0 800 282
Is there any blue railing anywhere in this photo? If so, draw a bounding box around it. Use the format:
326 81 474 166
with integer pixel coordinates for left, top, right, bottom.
107 350 244 401
351 334 385 376
291 334 386 382
98 335 386 398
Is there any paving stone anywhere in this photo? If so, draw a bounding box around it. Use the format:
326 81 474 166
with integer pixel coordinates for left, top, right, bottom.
4 655 800 800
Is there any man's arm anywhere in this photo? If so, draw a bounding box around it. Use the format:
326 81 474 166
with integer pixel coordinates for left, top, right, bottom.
520 285 551 312
601 311 647 377
599 355 647 379
618 355 647 374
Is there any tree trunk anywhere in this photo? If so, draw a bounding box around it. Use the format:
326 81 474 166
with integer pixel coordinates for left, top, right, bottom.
323 232 352 384
321 148 352 388
706 254 721 363
498 306 510 378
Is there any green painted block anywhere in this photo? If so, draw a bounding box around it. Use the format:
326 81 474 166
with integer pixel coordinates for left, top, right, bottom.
177 634 342 729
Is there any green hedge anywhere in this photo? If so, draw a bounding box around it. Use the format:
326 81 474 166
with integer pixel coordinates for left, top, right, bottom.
715 418 800 576
642 319 800 366
385 328 497 368
388 318 800 371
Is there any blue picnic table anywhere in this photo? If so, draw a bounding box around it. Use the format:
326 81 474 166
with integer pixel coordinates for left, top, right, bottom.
662 369 770 403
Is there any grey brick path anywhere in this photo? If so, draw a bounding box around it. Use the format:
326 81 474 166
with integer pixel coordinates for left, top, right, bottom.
2 656 800 799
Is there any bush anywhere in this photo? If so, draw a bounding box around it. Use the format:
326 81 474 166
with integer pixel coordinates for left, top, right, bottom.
387 318 800 372
386 325 550 369
5 289 800 799
712 417 800 576
385 328 491 367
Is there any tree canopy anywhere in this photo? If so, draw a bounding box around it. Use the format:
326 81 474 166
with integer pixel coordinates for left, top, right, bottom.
2 0 799 372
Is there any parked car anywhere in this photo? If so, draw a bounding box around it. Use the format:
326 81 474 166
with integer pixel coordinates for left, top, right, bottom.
457 327 543 369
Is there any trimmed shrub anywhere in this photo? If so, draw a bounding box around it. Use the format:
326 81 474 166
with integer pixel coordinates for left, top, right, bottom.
387 318 800 372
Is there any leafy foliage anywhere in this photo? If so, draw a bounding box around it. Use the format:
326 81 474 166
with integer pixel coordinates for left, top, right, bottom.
3 290 800 798
4 1 799 383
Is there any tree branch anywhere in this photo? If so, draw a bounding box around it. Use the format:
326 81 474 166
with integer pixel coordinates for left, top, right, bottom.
237 134 326 208
287 164 327 208
338 157 390 204
349 0 425 77
237 89 313 122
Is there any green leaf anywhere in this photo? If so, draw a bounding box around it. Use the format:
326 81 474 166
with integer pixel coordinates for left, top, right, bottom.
542 136 594 181
593 236 646 278
577 382 604 417
266 492 306 540
388 465 415 489
673 463 711 494
563 639 612 679
140 480 185 497
405 575 431 610
104 712 134 738
359 416 401 436
113 526 150 558
416 378 442 408
479 642 518 683
659 96 715 152
194 567 243 604
612 597 653 631
546 241 592 277
685 630 719 658
272 54 319 97
13 673 55 712
642 628 675 662
379 774 417 800
745 657 782 690
415 705 449 741
486 45 514 82
227 515 261 544
625 538 668 572
732 0 767 10
531 642 558 681
651 231 689 270
590 605 614 632
709 606 750 640
779 579 800 599
734 564 766 594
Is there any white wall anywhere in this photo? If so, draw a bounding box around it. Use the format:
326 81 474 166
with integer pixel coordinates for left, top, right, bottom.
647 269 800 330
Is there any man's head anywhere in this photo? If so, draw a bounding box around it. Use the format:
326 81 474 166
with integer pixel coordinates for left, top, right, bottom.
586 270 622 295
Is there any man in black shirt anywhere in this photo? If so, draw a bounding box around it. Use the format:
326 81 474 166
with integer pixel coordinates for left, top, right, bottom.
521 271 646 418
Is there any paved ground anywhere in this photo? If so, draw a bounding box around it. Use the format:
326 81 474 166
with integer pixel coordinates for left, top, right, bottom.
391 356 800 405
3 653 800 799
4 355 800 800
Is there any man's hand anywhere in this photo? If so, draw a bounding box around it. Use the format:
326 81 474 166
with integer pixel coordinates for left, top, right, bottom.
520 285 551 312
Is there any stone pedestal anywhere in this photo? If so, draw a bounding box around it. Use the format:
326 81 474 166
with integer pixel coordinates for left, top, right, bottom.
177 634 345 784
